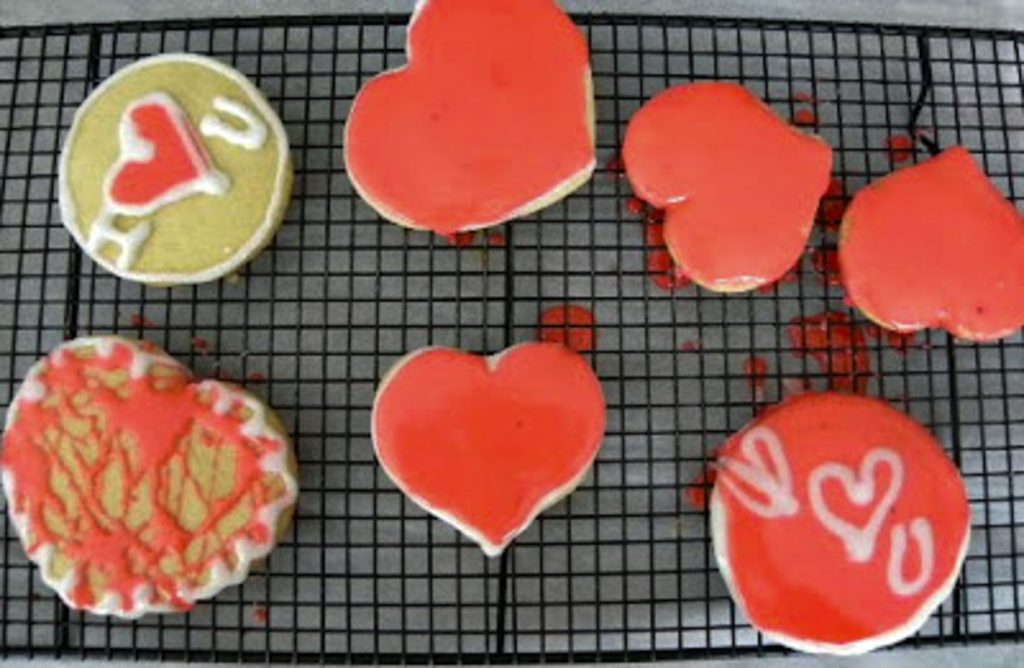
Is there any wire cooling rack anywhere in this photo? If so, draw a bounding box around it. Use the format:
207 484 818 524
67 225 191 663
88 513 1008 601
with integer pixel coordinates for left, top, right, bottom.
0 10 1022 663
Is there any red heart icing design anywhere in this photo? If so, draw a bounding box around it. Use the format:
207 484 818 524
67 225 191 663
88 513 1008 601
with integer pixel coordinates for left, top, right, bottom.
107 94 219 214
372 343 606 555
840 146 1024 341
344 0 595 234
623 82 833 291
711 393 969 654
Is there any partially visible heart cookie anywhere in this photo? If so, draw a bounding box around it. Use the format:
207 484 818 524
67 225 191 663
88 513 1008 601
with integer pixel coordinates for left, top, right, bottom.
372 343 606 555
1 337 298 617
623 82 833 292
710 393 969 654
60 53 292 285
344 0 596 235
840 146 1024 341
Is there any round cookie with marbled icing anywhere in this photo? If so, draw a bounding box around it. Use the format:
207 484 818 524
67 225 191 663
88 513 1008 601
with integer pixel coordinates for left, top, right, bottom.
1 337 298 617
60 54 292 285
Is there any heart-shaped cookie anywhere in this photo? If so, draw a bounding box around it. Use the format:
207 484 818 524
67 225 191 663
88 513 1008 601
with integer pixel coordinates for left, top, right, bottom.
372 343 606 555
840 146 1024 341
710 393 969 654
1 337 298 617
106 93 225 215
344 0 596 234
623 82 833 291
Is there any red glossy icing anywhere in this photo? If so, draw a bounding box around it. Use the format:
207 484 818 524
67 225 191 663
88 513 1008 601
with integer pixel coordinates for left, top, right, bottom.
372 343 606 554
344 0 595 234
712 393 969 651
886 134 914 163
840 146 1024 341
788 312 872 394
623 82 833 291
539 305 596 353
108 99 215 211
1 340 286 614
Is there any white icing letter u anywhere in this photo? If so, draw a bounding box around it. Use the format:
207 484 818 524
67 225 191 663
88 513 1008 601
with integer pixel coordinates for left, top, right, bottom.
887 517 935 597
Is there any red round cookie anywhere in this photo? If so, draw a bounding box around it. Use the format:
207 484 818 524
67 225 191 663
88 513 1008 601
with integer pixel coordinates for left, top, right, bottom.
840 146 1024 341
344 0 596 234
372 343 606 556
623 82 833 292
710 393 969 654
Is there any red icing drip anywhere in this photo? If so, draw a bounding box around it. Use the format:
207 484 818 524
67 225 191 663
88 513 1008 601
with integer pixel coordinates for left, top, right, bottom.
191 336 211 352
755 267 799 294
344 0 595 234
811 247 843 286
373 344 606 552
624 83 832 290
539 305 597 353
127 314 158 329
841 146 1024 341
819 177 847 230
1 341 285 614
886 134 915 164
109 101 211 210
714 393 970 648
792 91 816 104
680 340 701 352
743 356 769 395
251 606 269 624
686 466 717 511
605 155 625 175
444 231 478 247
486 230 507 247
646 220 693 291
247 372 268 383
626 197 646 216
792 108 817 127
788 312 872 394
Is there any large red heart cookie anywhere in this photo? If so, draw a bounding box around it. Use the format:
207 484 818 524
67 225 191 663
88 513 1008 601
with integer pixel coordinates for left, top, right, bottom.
710 393 969 654
372 343 606 555
1 337 298 617
623 82 833 292
840 146 1024 341
344 0 596 235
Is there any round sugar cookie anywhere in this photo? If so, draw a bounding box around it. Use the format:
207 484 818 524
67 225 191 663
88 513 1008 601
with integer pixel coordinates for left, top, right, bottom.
344 0 596 235
623 82 833 292
372 343 606 556
1 337 298 617
710 393 969 654
60 54 293 285
840 146 1024 341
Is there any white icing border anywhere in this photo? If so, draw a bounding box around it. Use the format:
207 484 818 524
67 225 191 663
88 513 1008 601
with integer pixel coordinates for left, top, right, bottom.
709 441 971 656
342 0 597 234
59 53 291 286
0 336 298 618
370 344 605 557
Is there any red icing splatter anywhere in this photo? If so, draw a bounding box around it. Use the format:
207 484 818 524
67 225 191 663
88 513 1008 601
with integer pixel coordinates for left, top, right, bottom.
251 606 269 624
792 108 817 127
486 230 507 247
788 312 872 394
626 197 646 216
646 220 693 291
886 134 915 163
686 466 717 511
819 178 847 230
247 372 268 383
605 155 624 175
191 336 211 352
1 340 286 614
792 91 816 104
128 314 158 329
680 340 701 352
743 356 769 395
445 231 478 247
811 248 843 286
539 305 596 353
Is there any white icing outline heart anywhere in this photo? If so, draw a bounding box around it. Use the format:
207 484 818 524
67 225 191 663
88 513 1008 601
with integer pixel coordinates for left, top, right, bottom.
716 426 800 518
808 447 904 563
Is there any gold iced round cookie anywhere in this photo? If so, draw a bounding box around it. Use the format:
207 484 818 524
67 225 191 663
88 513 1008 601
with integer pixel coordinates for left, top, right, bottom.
59 53 293 285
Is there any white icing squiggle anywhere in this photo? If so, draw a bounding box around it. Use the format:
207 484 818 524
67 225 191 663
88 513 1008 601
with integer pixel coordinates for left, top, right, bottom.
887 518 935 597
716 426 800 518
808 447 904 563
201 96 267 150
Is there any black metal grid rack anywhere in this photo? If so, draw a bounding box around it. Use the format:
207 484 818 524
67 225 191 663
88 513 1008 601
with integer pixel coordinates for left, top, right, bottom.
0 10 1022 663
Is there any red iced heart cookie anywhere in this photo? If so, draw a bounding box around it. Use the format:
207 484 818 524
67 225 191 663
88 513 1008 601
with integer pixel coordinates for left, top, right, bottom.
840 146 1024 341
344 0 596 235
372 343 606 555
623 82 833 292
107 93 223 215
710 393 969 654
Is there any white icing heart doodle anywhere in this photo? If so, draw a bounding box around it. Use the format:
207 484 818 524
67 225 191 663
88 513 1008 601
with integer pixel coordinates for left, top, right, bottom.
887 517 935 597
716 426 800 518
808 447 904 563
